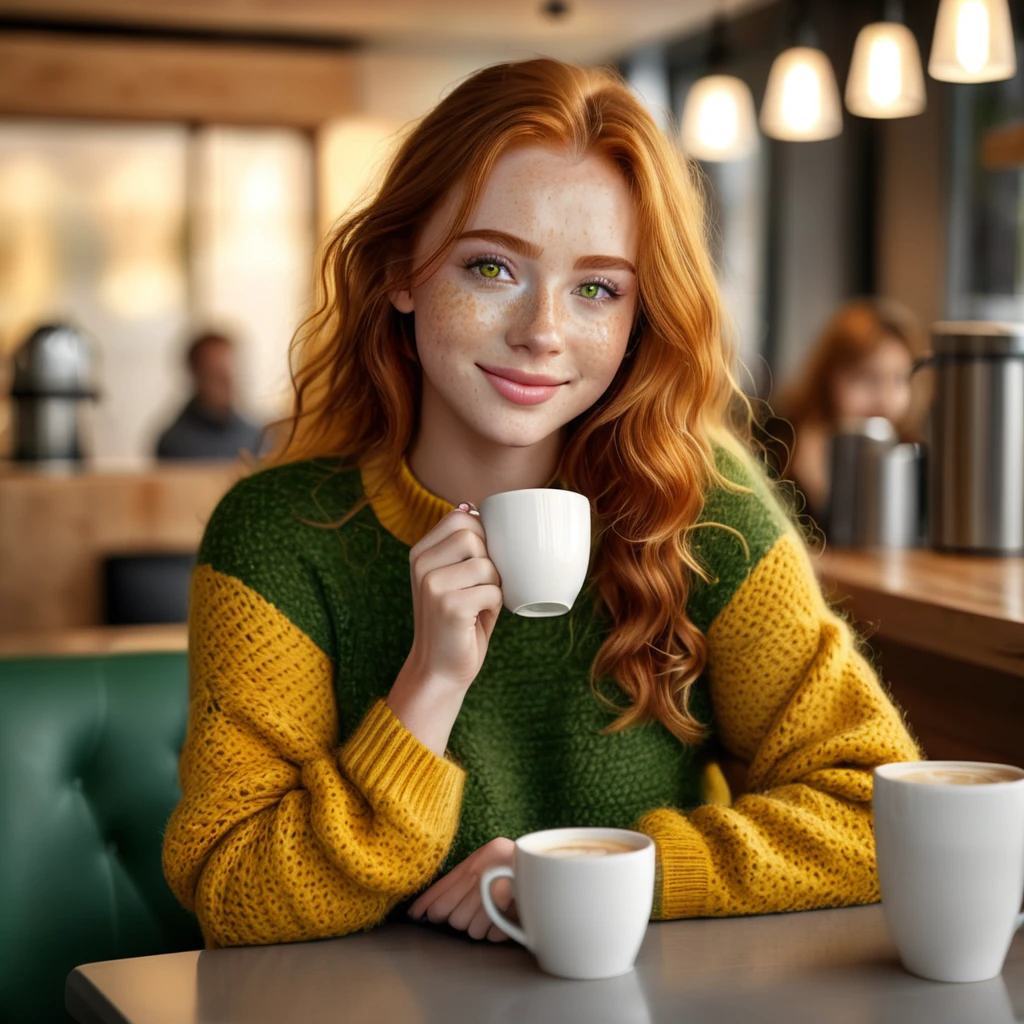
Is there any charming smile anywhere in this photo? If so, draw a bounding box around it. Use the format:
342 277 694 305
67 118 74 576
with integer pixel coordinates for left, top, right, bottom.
477 365 568 406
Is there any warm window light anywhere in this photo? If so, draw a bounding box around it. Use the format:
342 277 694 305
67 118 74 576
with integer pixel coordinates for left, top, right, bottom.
760 46 843 141
929 0 1016 82
681 74 758 161
317 117 405 238
846 22 926 118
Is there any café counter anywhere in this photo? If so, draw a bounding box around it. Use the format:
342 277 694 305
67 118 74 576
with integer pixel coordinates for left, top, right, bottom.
0 459 241 636
815 547 1024 767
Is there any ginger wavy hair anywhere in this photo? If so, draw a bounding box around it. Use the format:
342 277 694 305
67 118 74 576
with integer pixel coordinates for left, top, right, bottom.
273 58 748 745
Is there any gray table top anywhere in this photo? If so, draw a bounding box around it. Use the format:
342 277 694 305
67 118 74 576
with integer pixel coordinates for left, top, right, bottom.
67 904 1024 1024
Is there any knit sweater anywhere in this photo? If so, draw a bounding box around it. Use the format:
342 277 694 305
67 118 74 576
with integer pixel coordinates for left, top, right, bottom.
162 447 921 948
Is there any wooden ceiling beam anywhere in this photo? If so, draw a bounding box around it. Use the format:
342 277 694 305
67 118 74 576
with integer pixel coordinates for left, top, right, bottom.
0 31 356 127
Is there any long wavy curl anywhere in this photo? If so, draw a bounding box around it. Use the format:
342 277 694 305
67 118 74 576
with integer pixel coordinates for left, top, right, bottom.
270 58 750 745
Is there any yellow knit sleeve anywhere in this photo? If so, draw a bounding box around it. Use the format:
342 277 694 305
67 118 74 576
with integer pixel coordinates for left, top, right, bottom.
162 565 465 948
636 531 921 919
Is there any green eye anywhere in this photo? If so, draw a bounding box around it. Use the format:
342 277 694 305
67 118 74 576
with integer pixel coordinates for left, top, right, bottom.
580 283 601 299
479 262 501 278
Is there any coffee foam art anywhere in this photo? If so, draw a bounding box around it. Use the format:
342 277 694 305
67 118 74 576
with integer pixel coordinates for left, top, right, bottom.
539 839 638 858
898 766 1022 786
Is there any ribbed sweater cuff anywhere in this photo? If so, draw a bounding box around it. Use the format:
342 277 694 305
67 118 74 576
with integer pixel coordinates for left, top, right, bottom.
340 699 465 834
635 808 712 920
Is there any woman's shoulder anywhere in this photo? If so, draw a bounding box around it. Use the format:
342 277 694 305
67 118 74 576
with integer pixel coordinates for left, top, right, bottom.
686 440 798 633
198 460 364 606
199 459 364 567
194 460 364 659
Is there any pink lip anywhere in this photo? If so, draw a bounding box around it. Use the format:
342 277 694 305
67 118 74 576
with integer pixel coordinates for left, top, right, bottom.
478 365 567 406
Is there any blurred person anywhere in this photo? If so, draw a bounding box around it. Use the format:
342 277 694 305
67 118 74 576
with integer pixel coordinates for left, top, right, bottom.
155 331 263 460
163 59 920 951
763 299 927 522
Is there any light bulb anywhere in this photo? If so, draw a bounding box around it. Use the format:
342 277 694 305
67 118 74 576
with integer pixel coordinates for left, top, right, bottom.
868 38 902 106
846 22 927 119
929 0 1016 83
957 0 990 72
760 46 843 141
681 74 758 161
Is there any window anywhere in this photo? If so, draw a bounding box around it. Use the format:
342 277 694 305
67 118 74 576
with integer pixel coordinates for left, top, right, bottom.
0 122 313 461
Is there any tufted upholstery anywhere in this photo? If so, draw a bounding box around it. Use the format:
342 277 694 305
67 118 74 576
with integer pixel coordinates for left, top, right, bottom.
0 652 203 1023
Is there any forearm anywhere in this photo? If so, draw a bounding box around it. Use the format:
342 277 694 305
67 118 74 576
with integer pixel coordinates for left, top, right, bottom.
387 664 468 758
193 792 394 947
165 700 465 947
646 529 921 919
639 771 879 919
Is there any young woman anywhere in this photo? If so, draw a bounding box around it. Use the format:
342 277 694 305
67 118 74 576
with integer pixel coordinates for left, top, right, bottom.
162 59 920 949
766 299 928 524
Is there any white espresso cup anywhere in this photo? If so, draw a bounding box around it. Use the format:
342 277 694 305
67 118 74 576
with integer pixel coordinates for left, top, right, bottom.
873 760 1024 983
478 488 591 618
479 827 655 980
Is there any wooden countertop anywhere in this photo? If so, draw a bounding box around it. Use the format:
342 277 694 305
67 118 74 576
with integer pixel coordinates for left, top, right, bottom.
815 548 1024 678
3 545 1021 674
0 624 188 658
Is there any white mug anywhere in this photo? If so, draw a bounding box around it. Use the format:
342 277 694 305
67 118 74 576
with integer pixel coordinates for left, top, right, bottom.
478 488 590 618
873 760 1024 983
479 827 655 980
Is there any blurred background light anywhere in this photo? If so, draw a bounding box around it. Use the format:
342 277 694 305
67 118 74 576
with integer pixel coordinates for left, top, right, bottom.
929 0 1017 82
846 21 926 118
681 74 758 160
317 117 405 237
760 45 843 141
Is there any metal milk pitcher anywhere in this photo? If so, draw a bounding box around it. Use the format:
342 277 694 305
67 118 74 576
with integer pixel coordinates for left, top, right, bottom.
827 417 922 548
922 322 1024 555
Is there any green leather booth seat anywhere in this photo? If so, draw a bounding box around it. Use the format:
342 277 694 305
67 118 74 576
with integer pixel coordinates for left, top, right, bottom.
0 652 203 1023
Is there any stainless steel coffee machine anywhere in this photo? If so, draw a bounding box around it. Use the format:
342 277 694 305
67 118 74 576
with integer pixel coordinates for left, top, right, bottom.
925 322 1024 555
9 323 99 463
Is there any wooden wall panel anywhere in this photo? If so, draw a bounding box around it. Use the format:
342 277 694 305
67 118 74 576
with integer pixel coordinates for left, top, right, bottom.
872 638 1024 769
0 462 242 634
0 32 355 126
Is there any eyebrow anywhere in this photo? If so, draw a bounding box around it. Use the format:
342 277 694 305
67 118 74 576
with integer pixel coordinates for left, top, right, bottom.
574 254 636 275
457 229 636 275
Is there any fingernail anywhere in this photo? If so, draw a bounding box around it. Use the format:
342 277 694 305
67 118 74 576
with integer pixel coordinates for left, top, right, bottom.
457 502 472 512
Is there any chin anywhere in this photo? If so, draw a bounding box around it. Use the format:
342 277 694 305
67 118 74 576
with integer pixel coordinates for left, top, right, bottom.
461 408 568 451
477 423 562 450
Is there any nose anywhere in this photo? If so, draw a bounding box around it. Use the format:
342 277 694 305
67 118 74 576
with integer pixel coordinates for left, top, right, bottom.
506 285 566 357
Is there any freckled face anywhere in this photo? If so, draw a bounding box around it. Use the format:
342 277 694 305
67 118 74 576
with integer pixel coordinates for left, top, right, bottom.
393 144 639 451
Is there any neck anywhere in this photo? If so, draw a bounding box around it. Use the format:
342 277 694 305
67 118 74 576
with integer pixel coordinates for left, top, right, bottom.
407 385 564 507
193 396 231 423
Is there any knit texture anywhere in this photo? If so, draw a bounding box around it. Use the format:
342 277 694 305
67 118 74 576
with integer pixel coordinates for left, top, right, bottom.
163 448 920 947
162 562 464 947
637 530 921 919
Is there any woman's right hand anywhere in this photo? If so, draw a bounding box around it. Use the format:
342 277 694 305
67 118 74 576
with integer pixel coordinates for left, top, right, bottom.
387 506 503 755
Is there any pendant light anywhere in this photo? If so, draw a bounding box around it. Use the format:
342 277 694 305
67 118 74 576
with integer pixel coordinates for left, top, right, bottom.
846 1 927 118
680 17 758 162
929 0 1017 82
760 2 843 141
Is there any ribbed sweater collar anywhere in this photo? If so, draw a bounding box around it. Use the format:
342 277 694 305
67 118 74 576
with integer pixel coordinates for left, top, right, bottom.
358 453 453 548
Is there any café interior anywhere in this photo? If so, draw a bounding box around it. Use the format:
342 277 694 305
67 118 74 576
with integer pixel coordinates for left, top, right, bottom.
1 0 1023 1021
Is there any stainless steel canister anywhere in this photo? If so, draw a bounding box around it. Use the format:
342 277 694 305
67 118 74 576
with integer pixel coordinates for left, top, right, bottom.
858 442 924 548
827 417 922 548
9 323 99 462
925 322 1024 554
827 417 896 546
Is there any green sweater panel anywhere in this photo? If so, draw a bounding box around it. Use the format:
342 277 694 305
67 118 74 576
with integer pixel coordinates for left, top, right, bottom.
197 448 787 868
